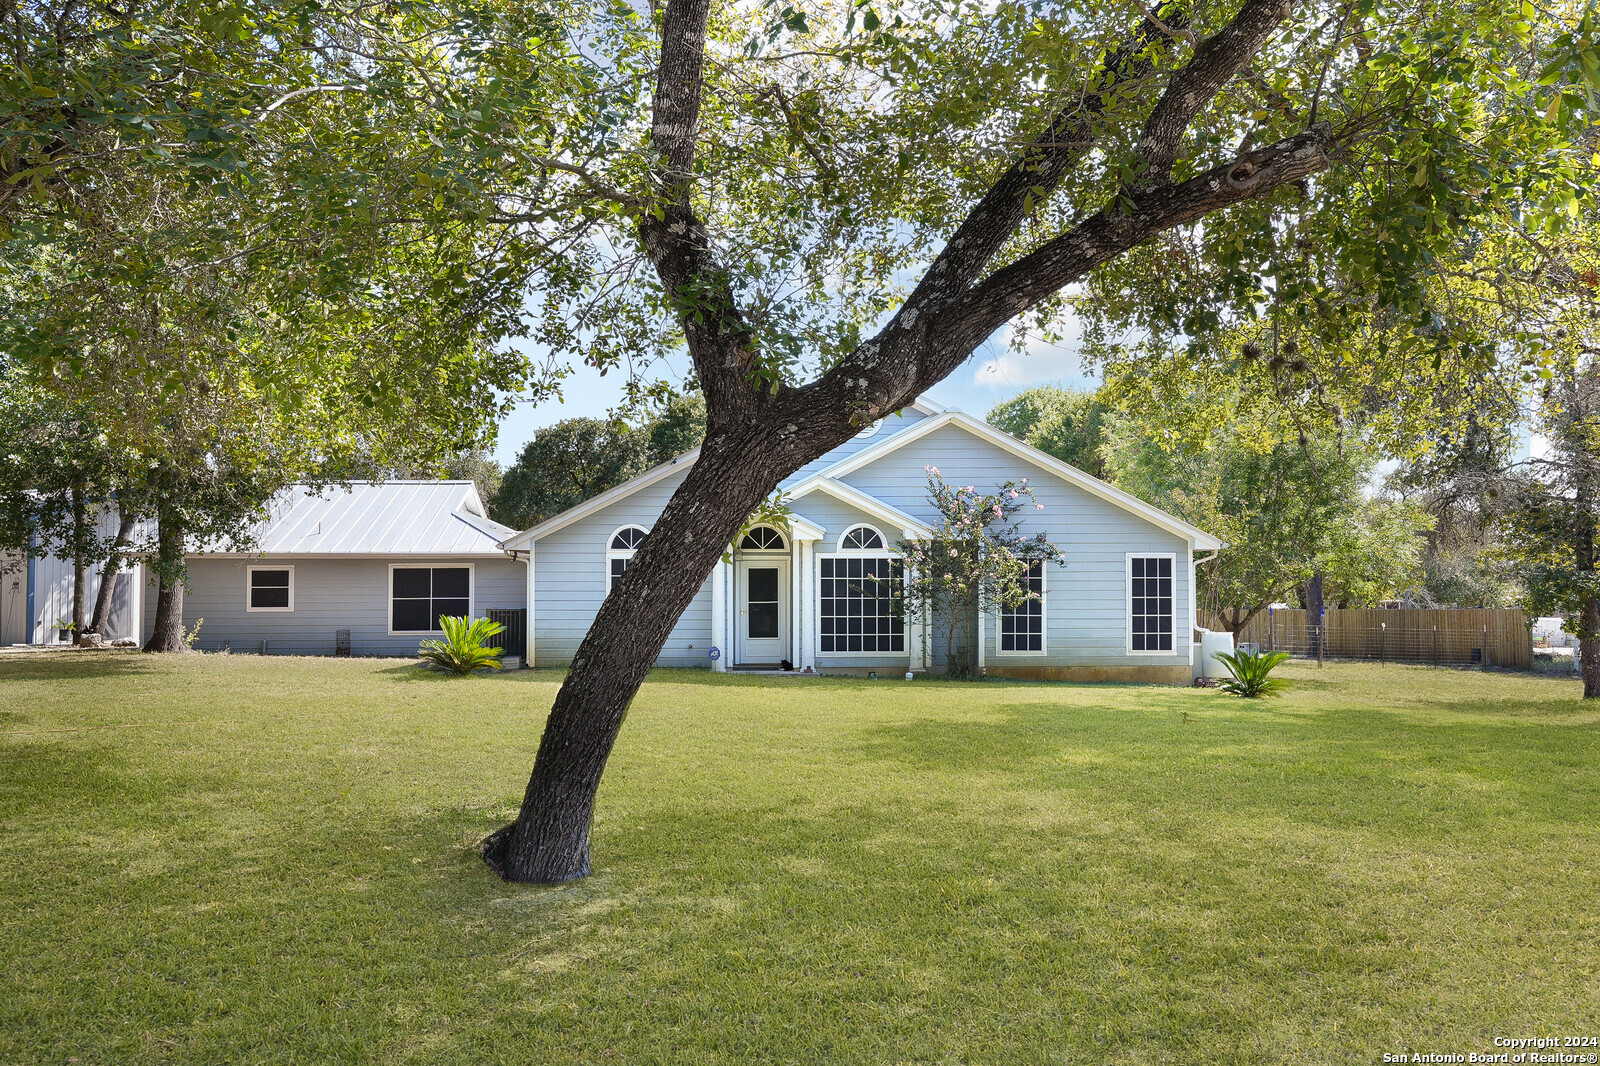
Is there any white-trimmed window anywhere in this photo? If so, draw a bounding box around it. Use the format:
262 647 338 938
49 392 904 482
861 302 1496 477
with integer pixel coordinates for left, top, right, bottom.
820 525 904 654
608 525 649 589
246 566 294 612
391 565 472 633
838 524 886 551
738 525 788 551
1128 554 1175 653
998 560 1045 653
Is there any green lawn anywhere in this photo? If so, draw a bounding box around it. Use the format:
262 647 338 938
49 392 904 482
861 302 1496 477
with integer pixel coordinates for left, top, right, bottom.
1 655 1595 1065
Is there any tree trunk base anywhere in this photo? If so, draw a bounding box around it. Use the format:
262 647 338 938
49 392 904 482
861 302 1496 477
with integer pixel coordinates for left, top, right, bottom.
481 823 591 884
143 638 193 654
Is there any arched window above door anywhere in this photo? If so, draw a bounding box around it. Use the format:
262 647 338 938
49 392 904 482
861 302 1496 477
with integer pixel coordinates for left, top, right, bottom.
738 525 788 551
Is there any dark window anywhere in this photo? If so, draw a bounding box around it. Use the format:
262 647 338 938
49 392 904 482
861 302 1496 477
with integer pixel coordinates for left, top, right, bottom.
392 567 472 632
739 526 787 550
840 526 885 550
609 527 648 589
610 527 648 551
1000 560 1044 652
819 557 903 653
1130 556 1174 651
747 566 779 638
249 569 291 610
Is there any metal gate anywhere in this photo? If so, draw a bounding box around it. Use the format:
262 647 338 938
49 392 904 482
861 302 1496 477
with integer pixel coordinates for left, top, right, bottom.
485 609 528 667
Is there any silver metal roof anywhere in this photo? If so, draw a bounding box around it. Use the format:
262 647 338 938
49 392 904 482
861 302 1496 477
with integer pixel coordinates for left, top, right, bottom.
236 481 517 556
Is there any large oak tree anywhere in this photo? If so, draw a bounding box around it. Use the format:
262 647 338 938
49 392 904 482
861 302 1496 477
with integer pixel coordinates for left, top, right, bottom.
4 0 1595 879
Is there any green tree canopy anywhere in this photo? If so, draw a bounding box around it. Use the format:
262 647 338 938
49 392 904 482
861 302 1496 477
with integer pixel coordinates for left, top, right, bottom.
491 393 708 529
986 387 1110 479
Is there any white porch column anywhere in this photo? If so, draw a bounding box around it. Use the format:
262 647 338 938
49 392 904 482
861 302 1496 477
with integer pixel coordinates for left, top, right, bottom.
790 536 818 671
976 592 987 675
711 556 727 672
789 547 802 667
525 544 536 667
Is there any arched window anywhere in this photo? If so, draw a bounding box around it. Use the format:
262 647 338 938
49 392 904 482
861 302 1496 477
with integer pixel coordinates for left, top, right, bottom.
855 419 884 439
738 525 788 551
839 524 885 551
820 524 903 654
607 525 649 589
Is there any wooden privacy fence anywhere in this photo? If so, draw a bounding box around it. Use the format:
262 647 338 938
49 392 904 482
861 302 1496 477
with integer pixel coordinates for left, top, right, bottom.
1201 608 1533 670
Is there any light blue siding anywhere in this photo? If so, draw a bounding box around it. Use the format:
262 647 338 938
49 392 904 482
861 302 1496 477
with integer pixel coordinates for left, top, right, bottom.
779 407 931 489
140 555 526 657
840 423 1194 669
533 467 714 669
790 493 913 671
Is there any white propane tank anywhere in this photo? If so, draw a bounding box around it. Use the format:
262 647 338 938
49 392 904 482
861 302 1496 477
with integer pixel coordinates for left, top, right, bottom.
1200 630 1235 680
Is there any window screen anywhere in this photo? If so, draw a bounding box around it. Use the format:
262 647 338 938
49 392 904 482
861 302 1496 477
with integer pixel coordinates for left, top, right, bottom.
1130 556 1174 651
999 560 1044 652
819 557 904 653
392 567 470 632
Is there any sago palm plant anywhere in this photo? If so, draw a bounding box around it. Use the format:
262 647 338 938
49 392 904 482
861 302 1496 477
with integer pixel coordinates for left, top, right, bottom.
1213 648 1293 698
417 616 506 674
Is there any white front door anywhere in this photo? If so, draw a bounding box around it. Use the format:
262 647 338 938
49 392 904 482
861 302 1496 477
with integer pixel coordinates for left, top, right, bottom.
735 556 789 665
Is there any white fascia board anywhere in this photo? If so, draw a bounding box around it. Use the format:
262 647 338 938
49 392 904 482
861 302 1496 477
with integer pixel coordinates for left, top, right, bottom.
786 514 826 542
786 476 935 539
498 447 702 549
818 411 1226 552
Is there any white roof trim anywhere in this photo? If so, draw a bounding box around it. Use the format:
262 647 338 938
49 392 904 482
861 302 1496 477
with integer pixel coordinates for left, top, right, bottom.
786 476 936 539
499 448 702 548
782 514 826 542
818 411 1225 551
497 394 947 549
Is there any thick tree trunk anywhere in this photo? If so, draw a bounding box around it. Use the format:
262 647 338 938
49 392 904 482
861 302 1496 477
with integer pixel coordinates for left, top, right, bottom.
487 0 1323 884
70 485 87 639
1580 595 1599 700
87 514 137 636
144 506 189 654
490 429 806 883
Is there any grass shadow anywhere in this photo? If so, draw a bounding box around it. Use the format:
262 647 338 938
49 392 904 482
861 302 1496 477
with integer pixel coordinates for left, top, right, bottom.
0 652 168 683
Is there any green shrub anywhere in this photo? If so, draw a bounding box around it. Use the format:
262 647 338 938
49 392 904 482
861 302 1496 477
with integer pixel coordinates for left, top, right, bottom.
1213 648 1293 698
417 616 506 674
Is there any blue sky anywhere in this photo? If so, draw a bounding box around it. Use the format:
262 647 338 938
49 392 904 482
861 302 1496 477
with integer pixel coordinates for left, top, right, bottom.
490 331 1101 466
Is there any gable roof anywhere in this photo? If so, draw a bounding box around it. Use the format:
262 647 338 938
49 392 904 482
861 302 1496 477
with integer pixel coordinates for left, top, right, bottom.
211 481 517 556
499 449 702 549
785 476 935 538
495 397 1220 552
500 397 945 549
820 410 1225 551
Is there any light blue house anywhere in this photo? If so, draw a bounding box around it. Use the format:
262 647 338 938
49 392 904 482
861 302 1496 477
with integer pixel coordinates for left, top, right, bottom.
501 399 1223 683
10 400 1221 682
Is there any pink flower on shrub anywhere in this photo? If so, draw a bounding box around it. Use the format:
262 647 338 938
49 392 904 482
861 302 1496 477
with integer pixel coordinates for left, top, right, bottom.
1036 503 1044 510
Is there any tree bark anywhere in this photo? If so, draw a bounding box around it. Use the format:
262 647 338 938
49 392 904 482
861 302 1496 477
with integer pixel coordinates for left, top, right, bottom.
144 504 189 653
1305 571 1324 660
489 426 812 882
87 513 137 636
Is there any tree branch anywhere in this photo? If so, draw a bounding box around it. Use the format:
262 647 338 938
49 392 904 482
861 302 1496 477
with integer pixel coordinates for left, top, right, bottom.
1132 0 1294 187
937 123 1336 375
